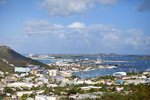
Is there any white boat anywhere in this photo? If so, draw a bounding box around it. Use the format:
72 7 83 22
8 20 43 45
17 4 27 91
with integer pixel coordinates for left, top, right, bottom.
98 65 117 69
95 58 102 64
106 65 117 69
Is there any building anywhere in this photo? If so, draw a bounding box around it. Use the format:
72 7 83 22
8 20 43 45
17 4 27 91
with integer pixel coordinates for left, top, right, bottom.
116 87 124 91
74 79 85 85
60 71 72 77
0 71 4 77
31 69 38 75
35 95 56 100
15 67 30 73
48 70 58 77
80 86 101 90
4 76 17 83
113 72 127 77
17 91 33 97
7 82 34 88
125 79 146 85
116 79 125 84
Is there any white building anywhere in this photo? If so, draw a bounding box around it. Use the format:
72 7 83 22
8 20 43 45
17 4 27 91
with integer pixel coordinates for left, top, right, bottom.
60 71 72 77
125 79 146 85
17 91 33 97
15 67 30 73
84 80 95 84
74 79 84 85
35 95 56 100
116 87 124 91
48 70 58 77
0 71 4 76
113 72 127 77
7 82 34 88
80 86 101 90
47 84 58 88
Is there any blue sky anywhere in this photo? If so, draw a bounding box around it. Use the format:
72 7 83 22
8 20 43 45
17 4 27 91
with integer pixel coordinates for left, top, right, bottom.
0 0 150 54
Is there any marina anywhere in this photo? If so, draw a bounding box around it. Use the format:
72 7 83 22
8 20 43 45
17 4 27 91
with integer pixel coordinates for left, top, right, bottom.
29 54 150 79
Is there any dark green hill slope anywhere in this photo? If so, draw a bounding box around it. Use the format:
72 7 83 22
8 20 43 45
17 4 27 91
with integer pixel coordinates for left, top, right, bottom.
0 45 52 72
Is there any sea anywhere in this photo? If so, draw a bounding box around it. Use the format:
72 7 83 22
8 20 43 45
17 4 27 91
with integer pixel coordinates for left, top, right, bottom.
37 55 150 79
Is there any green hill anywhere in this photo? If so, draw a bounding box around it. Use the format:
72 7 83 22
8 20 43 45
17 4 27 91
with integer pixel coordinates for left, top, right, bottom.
0 45 52 73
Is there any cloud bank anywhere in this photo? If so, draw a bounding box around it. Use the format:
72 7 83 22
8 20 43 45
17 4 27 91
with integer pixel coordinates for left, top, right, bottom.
23 20 150 54
40 0 117 16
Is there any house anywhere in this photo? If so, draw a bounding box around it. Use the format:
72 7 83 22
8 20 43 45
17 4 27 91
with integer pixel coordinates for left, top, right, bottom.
143 72 150 75
55 76 64 83
0 71 4 77
48 70 58 77
136 75 147 79
4 76 17 83
47 84 58 88
80 86 101 90
30 69 38 75
74 79 85 85
77 94 97 100
122 76 131 80
96 80 105 84
35 76 49 84
60 71 72 77
106 81 113 85
35 95 56 100
36 90 45 94
61 78 72 85
0 83 5 94
7 82 34 88
125 79 146 85
26 97 34 100
16 91 33 97
116 87 124 91
145 78 150 83
84 80 95 84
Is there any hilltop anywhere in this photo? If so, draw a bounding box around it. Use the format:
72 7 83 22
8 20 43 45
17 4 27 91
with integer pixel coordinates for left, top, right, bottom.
0 45 52 73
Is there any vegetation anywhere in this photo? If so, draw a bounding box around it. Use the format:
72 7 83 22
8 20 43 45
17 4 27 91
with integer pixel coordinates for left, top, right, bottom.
94 75 115 81
100 83 150 100
4 87 15 94
127 72 142 76
0 60 14 72
21 94 28 100
0 45 54 73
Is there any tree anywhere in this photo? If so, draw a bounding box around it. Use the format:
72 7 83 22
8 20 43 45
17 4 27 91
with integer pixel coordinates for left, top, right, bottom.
4 87 15 94
21 94 28 100
44 87 53 95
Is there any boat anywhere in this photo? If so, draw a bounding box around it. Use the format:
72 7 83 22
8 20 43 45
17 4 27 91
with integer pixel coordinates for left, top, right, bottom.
95 58 103 64
106 65 117 69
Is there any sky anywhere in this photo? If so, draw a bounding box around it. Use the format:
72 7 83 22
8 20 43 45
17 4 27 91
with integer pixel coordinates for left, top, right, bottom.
0 0 150 54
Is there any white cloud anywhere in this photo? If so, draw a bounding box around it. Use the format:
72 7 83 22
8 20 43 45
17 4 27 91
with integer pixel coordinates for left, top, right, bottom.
124 29 150 48
99 0 117 5
67 22 85 28
23 20 150 53
24 20 65 38
40 0 117 16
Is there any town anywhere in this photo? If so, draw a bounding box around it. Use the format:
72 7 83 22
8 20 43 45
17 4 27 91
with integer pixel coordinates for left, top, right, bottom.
0 61 150 100
1 0 150 100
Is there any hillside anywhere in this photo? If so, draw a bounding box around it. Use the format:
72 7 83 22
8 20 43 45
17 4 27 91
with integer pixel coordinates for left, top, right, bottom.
0 45 52 72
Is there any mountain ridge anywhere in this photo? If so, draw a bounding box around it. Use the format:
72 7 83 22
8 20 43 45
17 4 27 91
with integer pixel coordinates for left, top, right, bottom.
0 45 52 72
